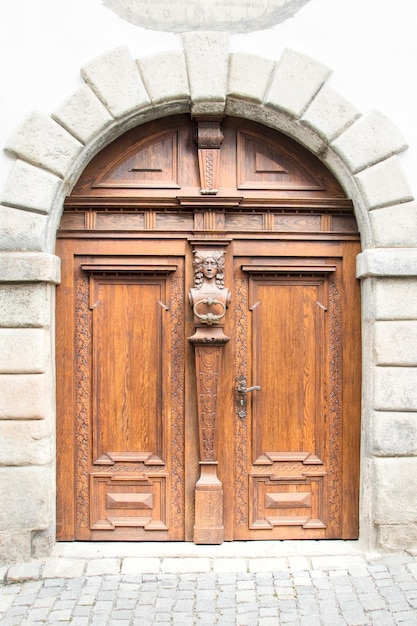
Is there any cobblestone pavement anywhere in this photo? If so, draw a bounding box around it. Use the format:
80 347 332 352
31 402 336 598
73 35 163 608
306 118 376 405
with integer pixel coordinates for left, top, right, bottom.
1 544 417 625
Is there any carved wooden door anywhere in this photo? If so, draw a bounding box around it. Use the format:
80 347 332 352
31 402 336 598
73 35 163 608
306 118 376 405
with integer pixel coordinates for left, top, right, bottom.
56 115 361 542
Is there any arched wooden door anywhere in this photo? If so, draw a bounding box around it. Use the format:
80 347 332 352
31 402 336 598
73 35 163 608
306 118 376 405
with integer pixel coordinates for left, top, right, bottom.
56 115 361 542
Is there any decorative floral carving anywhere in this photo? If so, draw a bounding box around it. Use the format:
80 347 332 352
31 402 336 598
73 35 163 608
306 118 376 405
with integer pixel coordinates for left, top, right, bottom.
75 276 90 528
234 278 249 526
170 277 185 527
328 276 343 530
195 347 221 461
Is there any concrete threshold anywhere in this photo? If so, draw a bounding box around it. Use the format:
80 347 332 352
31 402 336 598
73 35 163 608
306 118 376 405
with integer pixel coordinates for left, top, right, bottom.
52 539 368 560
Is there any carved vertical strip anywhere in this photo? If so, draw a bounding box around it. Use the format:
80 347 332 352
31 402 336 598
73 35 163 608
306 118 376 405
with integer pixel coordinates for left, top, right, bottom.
328 276 343 530
195 346 221 461
75 276 90 528
234 277 249 526
170 277 185 529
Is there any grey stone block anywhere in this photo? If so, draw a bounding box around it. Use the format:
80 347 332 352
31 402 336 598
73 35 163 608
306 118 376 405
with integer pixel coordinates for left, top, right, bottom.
0 419 53 466
0 531 32 565
5 110 82 178
0 466 52 531
42 558 86 579
301 84 360 142
227 53 275 103
138 51 190 105
6 560 43 583
372 278 417 320
0 374 49 419
81 46 150 118
374 321 417 366
374 367 417 411
372 412 417 456
0 283 52 328
374 458 417 523
52 85 114 145
0 204 47 251
378 524 417 550
265 48 331 117
357 248 417 278
0 328 49 373
1 160 61 215
355 156 413 210
0 252 60 284
332 111 408 174
370 200 417 247
182 32 230 115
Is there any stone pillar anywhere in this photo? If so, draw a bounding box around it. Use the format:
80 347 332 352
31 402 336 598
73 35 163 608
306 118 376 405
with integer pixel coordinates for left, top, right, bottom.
0 253 60 564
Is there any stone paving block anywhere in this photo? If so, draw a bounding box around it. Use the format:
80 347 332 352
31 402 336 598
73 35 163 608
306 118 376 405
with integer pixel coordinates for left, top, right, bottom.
161 557 211 574
367 610 396 626
120 557 160 574
310 556 366 571
248 557 287 572
213 557 247 573
6 561 43 583
42 558 86 579
85 558 120 577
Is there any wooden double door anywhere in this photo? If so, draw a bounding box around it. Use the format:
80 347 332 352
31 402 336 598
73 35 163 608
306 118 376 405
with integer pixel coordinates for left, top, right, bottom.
56 115 361 542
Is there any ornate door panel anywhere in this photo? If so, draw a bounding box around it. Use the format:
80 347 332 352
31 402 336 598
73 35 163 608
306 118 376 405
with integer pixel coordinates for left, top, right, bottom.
56 114 361 542
56 244 186 541
231 253 356 539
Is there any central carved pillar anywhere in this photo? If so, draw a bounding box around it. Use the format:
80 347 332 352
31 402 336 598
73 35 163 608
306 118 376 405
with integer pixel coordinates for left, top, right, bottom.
188 242 230 544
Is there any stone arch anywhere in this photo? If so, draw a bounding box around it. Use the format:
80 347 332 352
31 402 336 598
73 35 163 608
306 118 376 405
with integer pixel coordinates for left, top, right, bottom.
1 33 417 560
2 34 415 257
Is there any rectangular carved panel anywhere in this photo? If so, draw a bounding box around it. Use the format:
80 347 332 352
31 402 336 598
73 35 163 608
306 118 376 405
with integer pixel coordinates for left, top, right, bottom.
90 474 168 531
90 275 168 464
249 475 326 530
249 275 327 463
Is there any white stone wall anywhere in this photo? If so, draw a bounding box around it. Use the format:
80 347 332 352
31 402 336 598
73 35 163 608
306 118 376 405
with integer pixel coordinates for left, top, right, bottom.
0 0 416 563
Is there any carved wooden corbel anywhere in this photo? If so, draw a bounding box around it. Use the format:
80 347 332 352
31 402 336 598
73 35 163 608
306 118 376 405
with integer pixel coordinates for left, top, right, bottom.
188 244 230 543
195 118 224 195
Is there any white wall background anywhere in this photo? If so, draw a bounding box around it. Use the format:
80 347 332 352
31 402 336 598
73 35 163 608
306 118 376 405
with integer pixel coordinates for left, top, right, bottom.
0 0 416 200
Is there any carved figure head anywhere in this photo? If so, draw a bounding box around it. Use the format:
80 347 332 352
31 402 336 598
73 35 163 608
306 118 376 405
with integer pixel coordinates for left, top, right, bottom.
193 250 225 289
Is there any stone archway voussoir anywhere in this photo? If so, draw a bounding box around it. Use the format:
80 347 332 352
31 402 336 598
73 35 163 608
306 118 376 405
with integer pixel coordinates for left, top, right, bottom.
80 45 151 119
5 110 82 180
182 31 230 116
331 110 408 175
227 52 275 104
264 48 332 119
137 50 191 105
